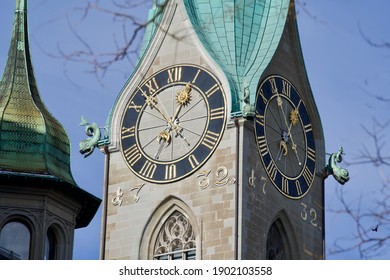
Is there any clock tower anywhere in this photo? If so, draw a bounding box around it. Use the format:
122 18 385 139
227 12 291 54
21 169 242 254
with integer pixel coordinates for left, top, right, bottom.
99 0 325 260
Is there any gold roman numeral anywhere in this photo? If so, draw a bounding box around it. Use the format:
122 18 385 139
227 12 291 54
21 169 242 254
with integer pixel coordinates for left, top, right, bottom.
144 77 160 94
295 180 303 196
121 126 135 139
282 177 289 195
255 112 264 126
210 107 225 120
297 99 302 110
202 130 219 150
258 88 268 104
192 69 201 84
302 166 314 186
305 124 313 133
205 84 220 98
167 67 182 83
165 164 177 180
128 101 142 112
307 147 316 162
266 161 278 181
188 154 200 169
269 77 278 94
123 144 141 166
257 136 268 157
140 160 157 179
282 80 291 98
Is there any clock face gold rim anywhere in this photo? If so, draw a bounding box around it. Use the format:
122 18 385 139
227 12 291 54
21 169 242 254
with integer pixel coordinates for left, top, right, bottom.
255 75 316 199
120 64 227 184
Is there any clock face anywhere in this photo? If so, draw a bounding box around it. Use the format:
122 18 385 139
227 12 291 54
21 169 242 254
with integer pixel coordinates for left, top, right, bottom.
120 64 227 183
254 75 316 198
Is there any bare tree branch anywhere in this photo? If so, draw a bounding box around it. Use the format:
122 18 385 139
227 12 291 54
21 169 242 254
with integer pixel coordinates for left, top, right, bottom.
33 0 170 86
359 22 390 49
329 187 390 259
345 118 390 167
330 113 390 258
64 0 169 77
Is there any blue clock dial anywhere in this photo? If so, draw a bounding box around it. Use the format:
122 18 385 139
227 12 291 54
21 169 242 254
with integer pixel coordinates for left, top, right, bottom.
120 64 227 183
255 75 316 198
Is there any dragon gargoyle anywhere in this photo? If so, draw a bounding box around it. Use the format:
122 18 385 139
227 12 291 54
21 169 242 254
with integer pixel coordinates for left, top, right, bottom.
325 146 350 185
79 116 101 158
241 85 255 118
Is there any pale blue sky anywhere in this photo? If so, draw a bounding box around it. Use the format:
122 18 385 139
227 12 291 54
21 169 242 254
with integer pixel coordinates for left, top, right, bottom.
0 0 389 260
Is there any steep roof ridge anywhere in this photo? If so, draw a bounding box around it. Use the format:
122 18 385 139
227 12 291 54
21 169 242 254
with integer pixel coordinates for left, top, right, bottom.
19 1 49 175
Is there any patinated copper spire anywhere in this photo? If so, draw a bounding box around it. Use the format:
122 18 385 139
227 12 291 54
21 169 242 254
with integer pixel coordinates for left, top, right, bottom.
0 0 75 183
0 0 100 228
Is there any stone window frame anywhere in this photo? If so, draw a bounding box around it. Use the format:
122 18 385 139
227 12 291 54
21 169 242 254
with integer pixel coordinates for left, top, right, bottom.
265 211 300 260
44 223 67 260
153 210 196 260
139 196 201 260
0 216 34 260
0 211 70 260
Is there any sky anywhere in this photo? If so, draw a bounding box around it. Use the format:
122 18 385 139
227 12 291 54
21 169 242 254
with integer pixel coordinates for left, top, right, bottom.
0 0 389 260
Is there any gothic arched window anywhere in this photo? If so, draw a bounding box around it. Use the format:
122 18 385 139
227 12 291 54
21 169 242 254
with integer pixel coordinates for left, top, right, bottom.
266 220 289 260
153 211 196 260
0 221 31 260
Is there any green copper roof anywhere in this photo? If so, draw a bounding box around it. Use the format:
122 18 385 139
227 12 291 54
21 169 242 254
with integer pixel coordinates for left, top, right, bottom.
183 0 290 115
0 0 75 185
0 0 101 228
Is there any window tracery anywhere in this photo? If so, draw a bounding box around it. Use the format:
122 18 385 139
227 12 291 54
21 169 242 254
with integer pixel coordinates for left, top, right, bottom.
266 221 287 260
153 211 196 260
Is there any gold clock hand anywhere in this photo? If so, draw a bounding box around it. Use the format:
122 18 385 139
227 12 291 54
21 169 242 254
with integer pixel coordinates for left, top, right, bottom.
141 92 172 124
152 102 172 124
275 91 290 131
175 129 191 147
154 131 171 159
155 140 166 160
275 91 302 166
171 123 190 147
285 124 302 166
286 106 303 166
277 140 288 161
168 83 192 148
287 129 302 166
172 83 192 122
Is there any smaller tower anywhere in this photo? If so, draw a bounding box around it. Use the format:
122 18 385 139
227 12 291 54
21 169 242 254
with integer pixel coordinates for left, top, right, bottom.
0 0 100 260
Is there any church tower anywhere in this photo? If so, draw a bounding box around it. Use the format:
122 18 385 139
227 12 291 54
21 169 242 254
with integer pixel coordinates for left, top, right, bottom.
100 0 325 259
0 0 100 260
